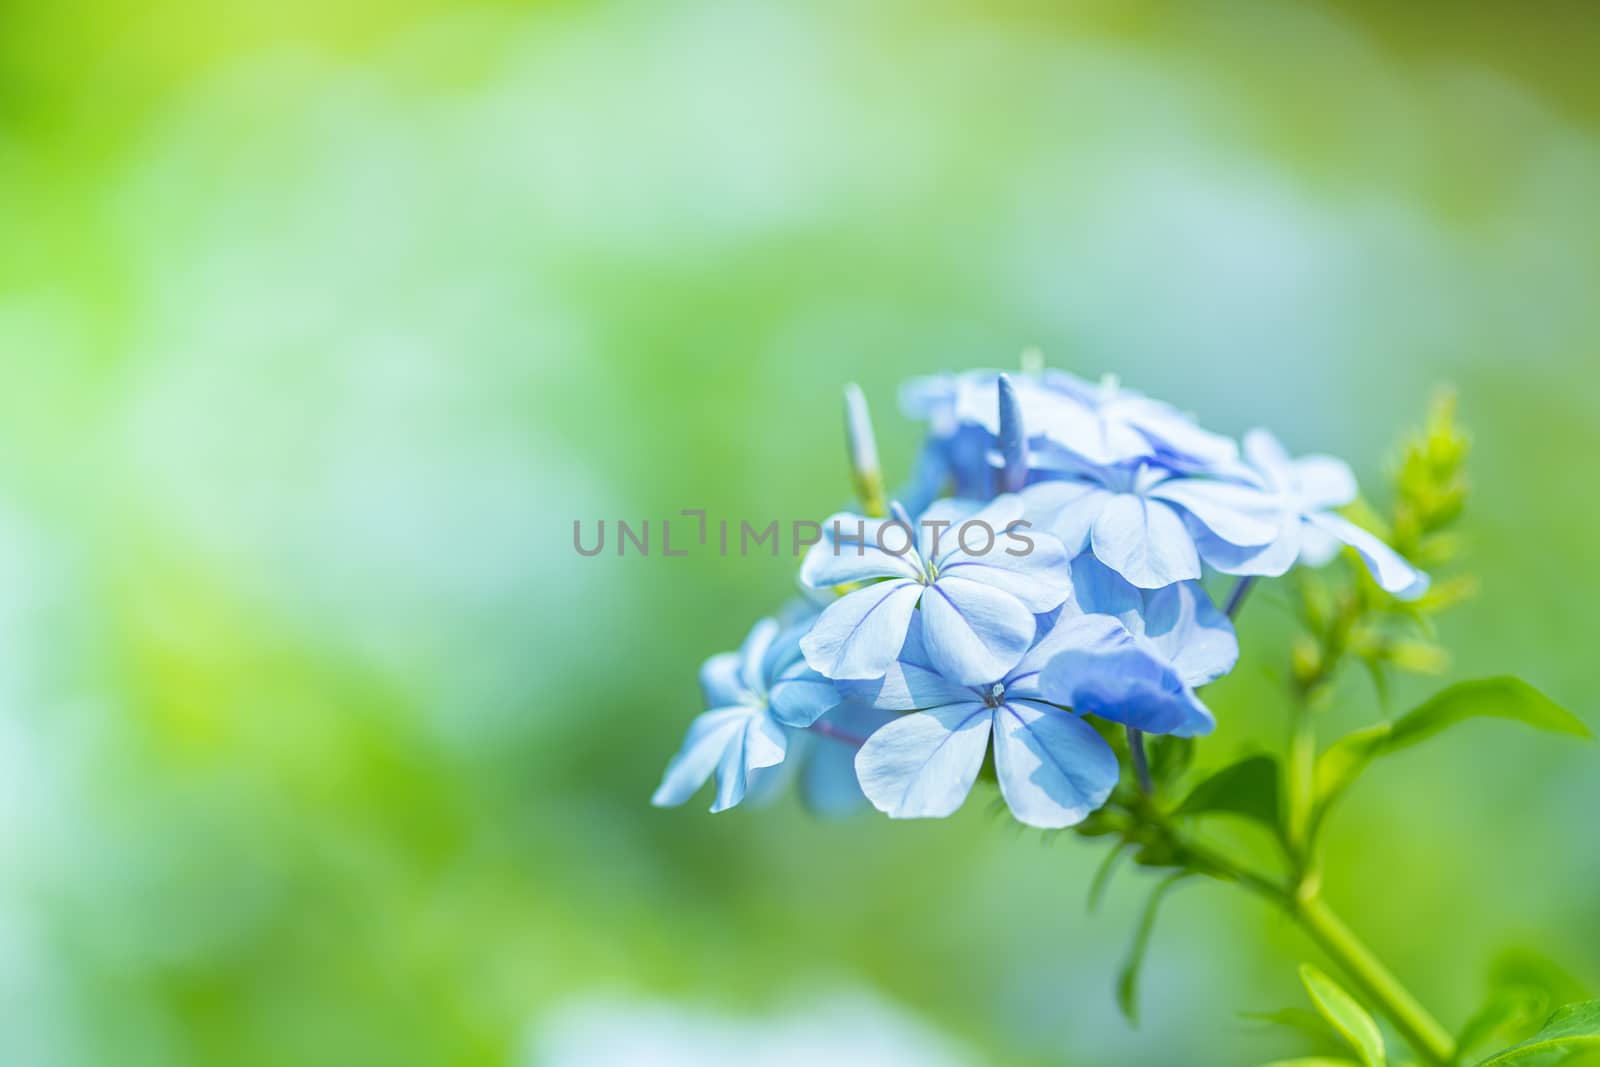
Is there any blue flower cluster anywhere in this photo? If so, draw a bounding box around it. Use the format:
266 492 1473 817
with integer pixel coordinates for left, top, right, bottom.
655 368 1427 828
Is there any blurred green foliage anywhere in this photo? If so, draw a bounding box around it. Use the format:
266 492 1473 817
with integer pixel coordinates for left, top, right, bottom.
0 1 1597 1064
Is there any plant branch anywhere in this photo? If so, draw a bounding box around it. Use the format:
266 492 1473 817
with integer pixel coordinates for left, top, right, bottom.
1293 891 1456 1066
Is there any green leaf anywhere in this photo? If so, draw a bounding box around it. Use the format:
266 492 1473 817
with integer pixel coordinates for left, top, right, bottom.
1087 841 1128 914
1259 1059 1360 1067
1116 872 1189 1025
1315 677 1588 816
1300 963 1387 1067
1490 947 1592 1009
1148 735 1195 788
1456 986 1548 1061
1177 754 1280 828
1242 1007 1346 1050
1477 1000 1600 1065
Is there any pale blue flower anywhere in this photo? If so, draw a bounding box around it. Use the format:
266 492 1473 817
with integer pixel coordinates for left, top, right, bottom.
1192 429 1429 598
799 495 1073 686
901 368 1239 485
1064 554 1239 688
1038 613 1217 738
654 618 840 813
851 618 1119 828
1019 456 1279 589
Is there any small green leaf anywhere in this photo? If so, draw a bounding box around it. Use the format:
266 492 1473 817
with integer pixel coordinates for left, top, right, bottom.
1087 841 1128 914
1116 872 1189 1025
1177 754 1280 828
1300 963 1387 1067
1315 678 1588 817
1477 1000 1600 1065
1490 947 1592 1009
1242 1007 1345 1048
1455 986 1548 1061
1148 734 1195 788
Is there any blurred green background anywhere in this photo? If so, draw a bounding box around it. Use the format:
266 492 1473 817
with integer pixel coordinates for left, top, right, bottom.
1 1 1597 1064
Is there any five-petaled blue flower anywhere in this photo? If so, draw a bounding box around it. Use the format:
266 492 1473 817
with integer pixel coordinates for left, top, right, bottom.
1199 429 1428 599
850 616 1120 828
654 618 840 812
1019 455 1279 589
799 496 1072 686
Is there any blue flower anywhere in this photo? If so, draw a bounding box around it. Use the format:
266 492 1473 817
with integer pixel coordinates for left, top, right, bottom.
799 496 1073 686
1038 613 1216 737
653 618 840 813
1192 429 1429 598
1065 554 1239 688
901 368 1239 485
850 618 1120 828
1019 456 1279 589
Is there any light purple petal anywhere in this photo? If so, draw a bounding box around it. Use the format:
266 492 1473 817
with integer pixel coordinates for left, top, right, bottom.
799 579 923 680
921 576 1037 686
854 702 993 819
799 514 924 587
1308 512 1430 599
993 700 1119 828
1091 494 1202 589
1293 456 1358 511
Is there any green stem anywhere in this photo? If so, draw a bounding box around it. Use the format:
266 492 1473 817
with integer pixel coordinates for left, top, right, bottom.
1284 705 1317 863
1294 891 1456 1066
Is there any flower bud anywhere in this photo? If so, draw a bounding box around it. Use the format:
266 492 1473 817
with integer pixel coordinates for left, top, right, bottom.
843 383 886 517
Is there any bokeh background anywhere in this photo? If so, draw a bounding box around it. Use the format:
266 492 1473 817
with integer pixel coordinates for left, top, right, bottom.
2 1 1597 1063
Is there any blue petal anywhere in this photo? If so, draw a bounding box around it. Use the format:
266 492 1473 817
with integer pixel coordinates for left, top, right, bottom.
1147 478 1279 547
854 702 993 818
1069 554 1143 620
1241 427 1293 489
1138 581 1239 688
993 700 1119 828
799 579 923 680
1001 611 1128 698
1039 630 1215 737
921 575 1037 686
1190 519 1300 577
935 526 1073 616
1293 456 1358 511
767 666 841 727
1091 494 1202 589
651 707 748 808
712 711 789 812
698 652 746 707
797 703 894 816
844 615 974 711
1307 512 1429 600
799 514 924 587
1020 480 1113 556
735 618 781 693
